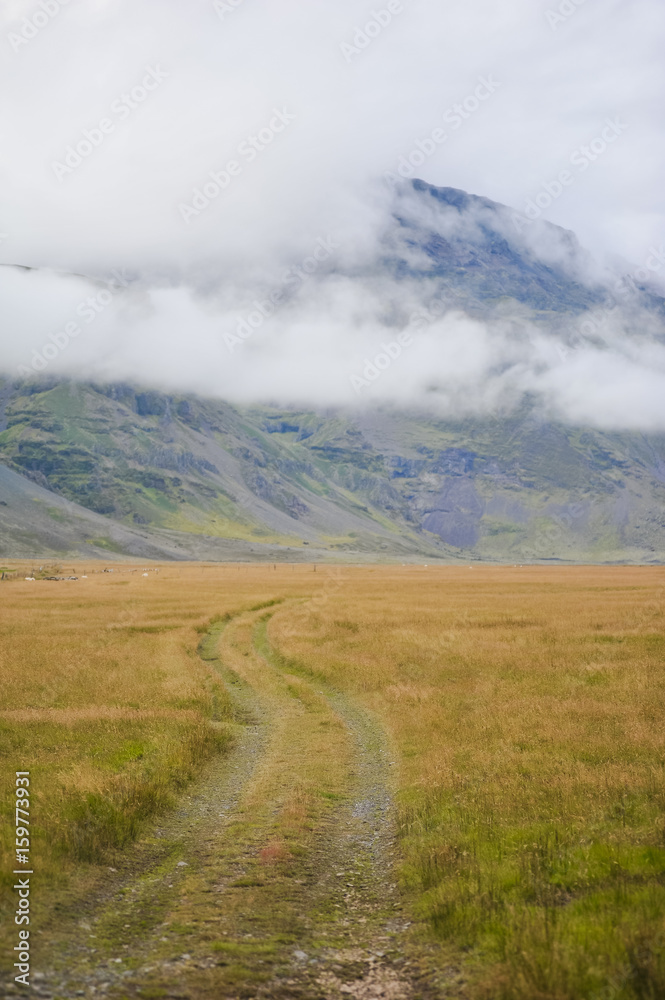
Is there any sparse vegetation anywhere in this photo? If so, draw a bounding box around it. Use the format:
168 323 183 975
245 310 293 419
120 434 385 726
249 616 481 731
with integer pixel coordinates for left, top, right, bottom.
4 376 665 561
0 563 663 998
270 565 665 999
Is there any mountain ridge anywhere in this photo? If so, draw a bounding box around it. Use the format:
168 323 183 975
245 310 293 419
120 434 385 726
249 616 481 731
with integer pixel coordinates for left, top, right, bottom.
1 180 664 562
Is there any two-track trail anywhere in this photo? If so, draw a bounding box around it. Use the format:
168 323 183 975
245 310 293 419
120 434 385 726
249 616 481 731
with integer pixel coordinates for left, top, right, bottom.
33 601 442 1000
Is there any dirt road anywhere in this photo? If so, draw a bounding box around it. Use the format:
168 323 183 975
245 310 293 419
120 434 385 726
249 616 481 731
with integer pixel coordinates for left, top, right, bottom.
23 603 443 1000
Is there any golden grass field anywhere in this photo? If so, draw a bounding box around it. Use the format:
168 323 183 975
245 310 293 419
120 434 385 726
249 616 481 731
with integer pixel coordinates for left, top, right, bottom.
0 562 664 999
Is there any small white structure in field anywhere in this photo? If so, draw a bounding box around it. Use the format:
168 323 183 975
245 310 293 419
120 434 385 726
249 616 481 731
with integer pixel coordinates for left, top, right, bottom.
142 572 149 577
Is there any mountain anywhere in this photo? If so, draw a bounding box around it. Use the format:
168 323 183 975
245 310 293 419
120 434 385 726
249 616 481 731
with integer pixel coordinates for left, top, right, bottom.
388 180 606 313
0 458 338 563
381 179 665 330
1 377 664 563
1 180 665 563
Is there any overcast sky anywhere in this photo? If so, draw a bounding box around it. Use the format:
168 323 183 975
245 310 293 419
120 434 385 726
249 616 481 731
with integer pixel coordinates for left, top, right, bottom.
1 0 664 424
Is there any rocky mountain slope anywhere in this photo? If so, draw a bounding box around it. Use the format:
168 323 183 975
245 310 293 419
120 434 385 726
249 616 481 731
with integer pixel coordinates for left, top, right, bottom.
1 377 664 562
384 180 665 324
1 180 664 562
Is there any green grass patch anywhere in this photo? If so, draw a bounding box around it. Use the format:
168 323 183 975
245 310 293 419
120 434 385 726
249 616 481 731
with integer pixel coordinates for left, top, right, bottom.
398 772 665 998
0 720 232 873
211 940 278 955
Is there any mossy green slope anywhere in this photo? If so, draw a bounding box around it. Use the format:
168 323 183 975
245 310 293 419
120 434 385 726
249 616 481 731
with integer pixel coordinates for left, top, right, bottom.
1 377 665 561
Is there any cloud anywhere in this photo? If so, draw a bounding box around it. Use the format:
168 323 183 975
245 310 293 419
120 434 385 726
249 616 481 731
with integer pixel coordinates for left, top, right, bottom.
1 0 664 427
4 254 665 433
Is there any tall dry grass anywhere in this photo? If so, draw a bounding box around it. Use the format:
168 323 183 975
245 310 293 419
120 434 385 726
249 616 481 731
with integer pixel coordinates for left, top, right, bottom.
1 562 664 998
269 565 665 1000
0 565 305 891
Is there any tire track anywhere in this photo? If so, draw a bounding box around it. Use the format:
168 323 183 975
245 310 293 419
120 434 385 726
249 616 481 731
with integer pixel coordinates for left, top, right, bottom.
28 601 440 1000
33 610 269 1000
251 613 422 1000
